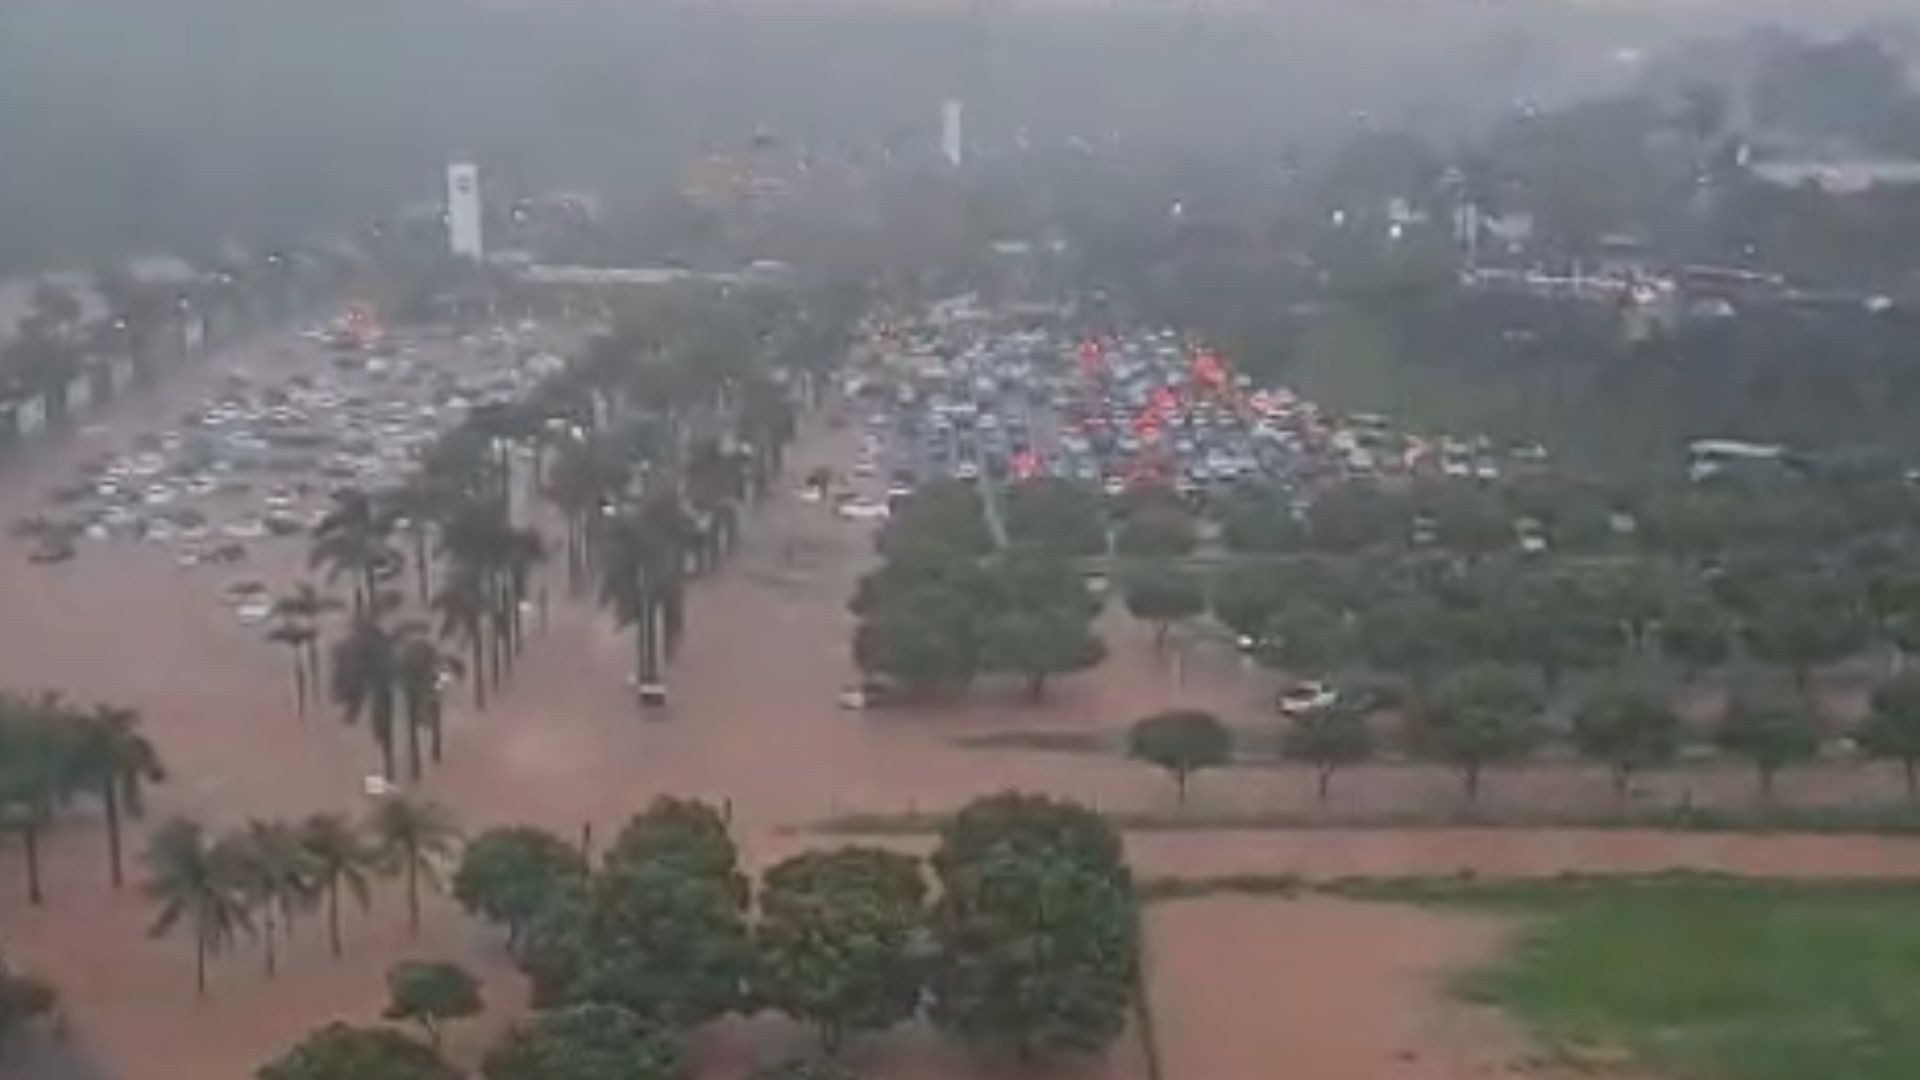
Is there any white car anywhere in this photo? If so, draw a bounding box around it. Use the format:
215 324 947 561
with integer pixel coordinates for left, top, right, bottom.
1278 680 1338 717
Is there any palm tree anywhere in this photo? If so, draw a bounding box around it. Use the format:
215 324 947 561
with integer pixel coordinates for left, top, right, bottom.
381 481 450 605
224 820 316 978
310 489 399 616
71 704 166 888
546 437 629 594
367 795 459 936
331 616 407 781
298 813 377 958
273 582 343 686
144 818 251 996
598 502 689 689
397 635 459 778
0 694 81 906
433 568 491 710
266 620 318 715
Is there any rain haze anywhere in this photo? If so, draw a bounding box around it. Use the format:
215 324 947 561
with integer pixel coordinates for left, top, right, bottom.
8 2 1920 1079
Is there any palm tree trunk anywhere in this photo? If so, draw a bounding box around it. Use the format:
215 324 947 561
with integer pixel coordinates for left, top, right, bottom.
406 858 421 935
470 635 488 710
414 532 431 605
196 929 208 997
406 706 424 782
263 911 278 977
327 879 343 957
23 822 42 905
293 653 308 716
105 783 124 888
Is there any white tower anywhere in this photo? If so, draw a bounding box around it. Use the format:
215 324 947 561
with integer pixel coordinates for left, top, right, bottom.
447 162 484 260
941 100 964 168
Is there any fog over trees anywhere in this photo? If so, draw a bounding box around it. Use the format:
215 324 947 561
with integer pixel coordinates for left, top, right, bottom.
5 0 1896 274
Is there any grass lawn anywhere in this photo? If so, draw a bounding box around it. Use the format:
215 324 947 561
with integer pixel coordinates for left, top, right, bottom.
1449 880 1920 1080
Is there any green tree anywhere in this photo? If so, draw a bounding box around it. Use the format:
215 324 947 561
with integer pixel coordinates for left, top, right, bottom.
309 489 400 617
268 621 319 715
453 826 589 953
368 795 460 936
604 797 745 899
1306 481 1405 552
530 860 754 1025
1004 478 1108 555
299 813 377 958
1572 680 1682 797
258 1023 457 1080
273 582 343 690
1282 703 1375 801
331 616 408 781
932 792 1126 885
1656 592 1733 681
0 696 81 905
1256 599 1354 676
1209 565 1287 642
1740 578 1873 691
1127 709 1234 804
70 703 165 889
1861 673 1920 798
226 819 317 977
384 961 482 1048
0 953 56 1048
597 505 688 689
1217 485 1302 554
978 607 1106 700
480 1003 683 1080
144 818 251 996
756 847 927 1051
397 635 457 778
930 844 1137 1062
1415 665 1543 802
1122 565 1206 649
1717 688 1821 802
1115 503 1197 558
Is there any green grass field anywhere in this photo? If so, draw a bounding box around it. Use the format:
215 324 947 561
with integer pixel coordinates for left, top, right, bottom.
1450 880 1920 1080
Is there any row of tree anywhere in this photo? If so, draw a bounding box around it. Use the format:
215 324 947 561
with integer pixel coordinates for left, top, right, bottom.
1120 665 1920 808
141 795 458 994
0 692 163 904
255 793 1140 1079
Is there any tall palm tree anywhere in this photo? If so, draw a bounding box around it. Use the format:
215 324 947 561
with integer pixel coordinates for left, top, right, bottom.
273 582 343 687
397 635 458 779
310 489 399 616
433 568 491 710
367 795 459 936
298 813 377 958
71 704 166 888
380 480 450 606
144 818 251 997
598 501 689 689
266 620 317 715
546 437 629 594
0 694 81 906
331 616 407 781
224 820 316 978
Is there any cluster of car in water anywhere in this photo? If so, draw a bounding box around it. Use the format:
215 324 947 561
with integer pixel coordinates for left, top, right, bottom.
851 318 1541 512
13 321 564 624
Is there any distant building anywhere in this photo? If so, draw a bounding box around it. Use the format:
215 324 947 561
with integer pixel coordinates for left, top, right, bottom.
1748 157 1920 194
942 100 964 168
448 162 484 260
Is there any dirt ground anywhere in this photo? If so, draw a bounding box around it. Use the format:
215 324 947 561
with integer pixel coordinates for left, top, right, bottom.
1143 894 1617 1080
4 331 1920 1079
